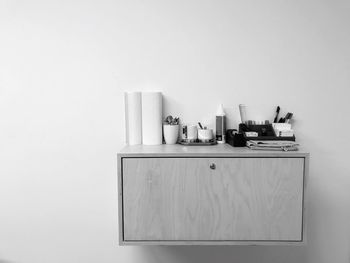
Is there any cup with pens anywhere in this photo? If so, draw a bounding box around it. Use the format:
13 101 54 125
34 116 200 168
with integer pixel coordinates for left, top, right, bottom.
180 122 216 145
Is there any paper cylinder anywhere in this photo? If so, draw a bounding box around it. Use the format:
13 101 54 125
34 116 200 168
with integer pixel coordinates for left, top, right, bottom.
141 92 163 145
124 92 142 145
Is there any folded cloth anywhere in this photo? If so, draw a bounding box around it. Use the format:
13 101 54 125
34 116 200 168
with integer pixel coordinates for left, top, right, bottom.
247 140 299 151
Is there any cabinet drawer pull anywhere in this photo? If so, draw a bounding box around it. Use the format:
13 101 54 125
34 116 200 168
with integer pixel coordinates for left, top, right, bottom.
210 163 216 170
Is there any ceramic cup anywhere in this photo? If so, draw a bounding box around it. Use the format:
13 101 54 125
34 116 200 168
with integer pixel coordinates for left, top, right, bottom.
181 124 197 142
163 124 179 144
198 129 213 142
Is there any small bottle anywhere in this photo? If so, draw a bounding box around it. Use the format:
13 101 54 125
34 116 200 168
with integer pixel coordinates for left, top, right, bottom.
216 104 226 143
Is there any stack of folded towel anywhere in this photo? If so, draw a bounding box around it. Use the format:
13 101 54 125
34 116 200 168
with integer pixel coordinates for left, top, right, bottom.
246 140 299 151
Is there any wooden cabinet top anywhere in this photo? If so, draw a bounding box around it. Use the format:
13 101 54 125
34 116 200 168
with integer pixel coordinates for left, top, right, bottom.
118 144 309 158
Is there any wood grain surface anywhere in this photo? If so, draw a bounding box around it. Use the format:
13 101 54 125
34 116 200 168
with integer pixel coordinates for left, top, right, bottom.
122 157 304 241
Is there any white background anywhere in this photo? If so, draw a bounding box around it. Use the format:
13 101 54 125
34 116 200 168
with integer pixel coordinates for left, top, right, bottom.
1 0 350 262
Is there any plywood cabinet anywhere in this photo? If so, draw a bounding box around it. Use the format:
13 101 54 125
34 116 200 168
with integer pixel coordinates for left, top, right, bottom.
118 144 309 245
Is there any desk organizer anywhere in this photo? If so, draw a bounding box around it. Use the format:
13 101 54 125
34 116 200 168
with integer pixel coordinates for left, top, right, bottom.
239 123 295 141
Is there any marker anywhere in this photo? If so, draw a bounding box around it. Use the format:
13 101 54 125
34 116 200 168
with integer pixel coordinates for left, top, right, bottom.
273 106 280 123
285 113 293 123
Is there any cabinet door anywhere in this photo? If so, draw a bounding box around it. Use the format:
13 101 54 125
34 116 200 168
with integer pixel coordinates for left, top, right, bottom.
122 158 304 241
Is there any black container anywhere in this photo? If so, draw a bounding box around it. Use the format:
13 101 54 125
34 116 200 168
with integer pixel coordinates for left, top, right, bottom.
226 129 246 147
238 123 295 141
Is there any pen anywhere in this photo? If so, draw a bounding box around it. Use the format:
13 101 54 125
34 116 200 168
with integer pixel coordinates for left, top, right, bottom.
273 106 280 123
285 113 293 123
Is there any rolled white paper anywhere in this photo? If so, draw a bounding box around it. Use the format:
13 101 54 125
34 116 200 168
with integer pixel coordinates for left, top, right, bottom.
141 92 163 145
124 92 142 145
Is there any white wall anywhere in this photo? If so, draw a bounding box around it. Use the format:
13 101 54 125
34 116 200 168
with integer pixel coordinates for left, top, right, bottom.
1 0 350 262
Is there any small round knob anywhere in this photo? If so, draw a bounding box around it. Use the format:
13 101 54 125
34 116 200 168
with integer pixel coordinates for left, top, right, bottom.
210 163 216 170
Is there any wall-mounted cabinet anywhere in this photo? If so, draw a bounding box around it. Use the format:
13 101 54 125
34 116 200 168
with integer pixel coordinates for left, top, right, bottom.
117 144 309 245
